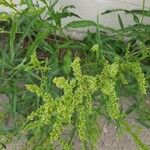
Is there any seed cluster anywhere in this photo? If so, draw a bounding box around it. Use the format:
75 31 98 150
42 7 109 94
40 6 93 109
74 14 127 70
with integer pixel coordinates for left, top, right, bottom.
25 53 147 148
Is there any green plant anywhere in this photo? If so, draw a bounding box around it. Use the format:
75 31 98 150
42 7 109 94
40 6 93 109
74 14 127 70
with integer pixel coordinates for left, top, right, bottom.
0 1 82 148
0 0 150 149
16 52 148 149
79 5 150 131
100 6 150 128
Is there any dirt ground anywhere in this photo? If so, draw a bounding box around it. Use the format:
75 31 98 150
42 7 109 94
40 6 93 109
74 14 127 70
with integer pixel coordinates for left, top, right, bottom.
98 119 150 150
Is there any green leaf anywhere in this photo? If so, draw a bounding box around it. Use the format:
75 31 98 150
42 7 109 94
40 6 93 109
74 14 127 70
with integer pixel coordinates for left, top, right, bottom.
0 0 18 12
62 5 76 12
9 16 18 62
61 5 80 19
63 49 72 75
133 14 140 24
25 0 34 8
26 25 53 60
131 10 150 17
64 20 96 28
59 12 80 19
15 9 43 51
118 14 124 29
122 121 150 150
102 9 131 15
125 103 137 115
51 0 59 7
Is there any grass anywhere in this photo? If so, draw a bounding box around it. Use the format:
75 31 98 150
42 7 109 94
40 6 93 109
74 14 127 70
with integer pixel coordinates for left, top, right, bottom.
0 0 150 149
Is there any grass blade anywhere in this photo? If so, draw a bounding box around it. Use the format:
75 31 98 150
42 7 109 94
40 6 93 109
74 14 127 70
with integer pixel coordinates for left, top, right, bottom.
26 26 53 60
9 16 18 62
64 20 97 28
63 49 72 75
118 14 124 29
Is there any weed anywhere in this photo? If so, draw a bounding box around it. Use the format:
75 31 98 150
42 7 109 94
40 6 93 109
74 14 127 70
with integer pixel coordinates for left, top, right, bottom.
0 0 150 149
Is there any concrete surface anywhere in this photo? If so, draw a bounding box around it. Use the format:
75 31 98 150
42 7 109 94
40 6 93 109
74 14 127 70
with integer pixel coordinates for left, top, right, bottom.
1 0 150 29
60 0 150 28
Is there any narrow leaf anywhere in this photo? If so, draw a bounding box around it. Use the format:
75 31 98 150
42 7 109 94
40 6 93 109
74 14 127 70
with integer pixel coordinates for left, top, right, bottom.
118 14 124 29
63 49 72 75
131 10 150 17
26 26 52 60
133 14 140 24
64 20 96 29
9 17 18 62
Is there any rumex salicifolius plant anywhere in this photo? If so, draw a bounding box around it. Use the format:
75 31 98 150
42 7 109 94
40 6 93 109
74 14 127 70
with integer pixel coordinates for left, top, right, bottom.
0 0 150 150
0 0 81 148
22 51 149 149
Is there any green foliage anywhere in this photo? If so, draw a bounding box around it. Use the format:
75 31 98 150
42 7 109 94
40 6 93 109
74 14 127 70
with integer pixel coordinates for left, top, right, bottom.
24 50 50 73
0 12 12 31
63 49 72 75
22 53 148 149
64 20 97 28
0 0 150 149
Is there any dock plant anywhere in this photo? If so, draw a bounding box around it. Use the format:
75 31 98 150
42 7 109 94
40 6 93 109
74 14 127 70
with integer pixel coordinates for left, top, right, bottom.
21 52 148 149
0 0 150 150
